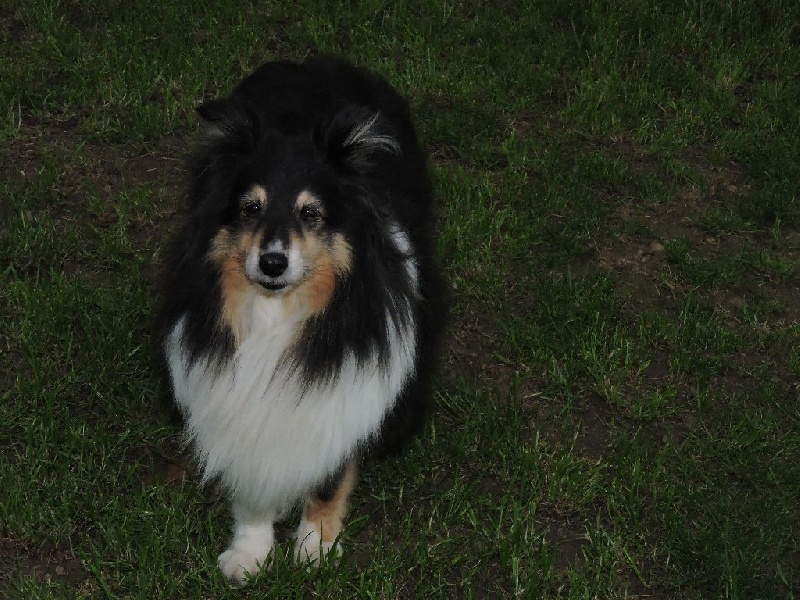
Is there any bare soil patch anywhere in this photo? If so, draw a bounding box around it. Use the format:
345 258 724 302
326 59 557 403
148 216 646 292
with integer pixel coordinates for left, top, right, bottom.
0 537 90 592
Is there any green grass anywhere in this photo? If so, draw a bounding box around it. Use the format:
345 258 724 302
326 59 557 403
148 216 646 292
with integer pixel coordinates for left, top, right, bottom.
2 0 799 598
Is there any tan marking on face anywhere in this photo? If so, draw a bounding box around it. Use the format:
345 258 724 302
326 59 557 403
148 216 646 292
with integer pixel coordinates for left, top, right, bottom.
282 231 352 317
295 190 322 214
303 461 358 543
242 185 268 210
208 228 262 342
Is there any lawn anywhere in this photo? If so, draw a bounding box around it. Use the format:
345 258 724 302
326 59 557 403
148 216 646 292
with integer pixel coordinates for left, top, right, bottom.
1 1 798 598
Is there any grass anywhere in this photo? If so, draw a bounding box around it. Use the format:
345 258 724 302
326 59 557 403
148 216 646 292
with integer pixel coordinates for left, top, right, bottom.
1 0 799 598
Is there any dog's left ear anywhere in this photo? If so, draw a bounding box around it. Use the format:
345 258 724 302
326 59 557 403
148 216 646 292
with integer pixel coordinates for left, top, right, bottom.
317 107 400 173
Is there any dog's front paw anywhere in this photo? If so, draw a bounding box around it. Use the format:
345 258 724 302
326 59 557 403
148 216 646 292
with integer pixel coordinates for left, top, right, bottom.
218 540 272 582
293 520 342 567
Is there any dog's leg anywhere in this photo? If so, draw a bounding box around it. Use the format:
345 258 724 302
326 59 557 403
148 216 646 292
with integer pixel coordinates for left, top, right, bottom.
218 501 276 582
294 460 357 565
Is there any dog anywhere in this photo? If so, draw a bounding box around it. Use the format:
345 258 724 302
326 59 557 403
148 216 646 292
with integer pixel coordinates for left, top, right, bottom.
158 56 445 582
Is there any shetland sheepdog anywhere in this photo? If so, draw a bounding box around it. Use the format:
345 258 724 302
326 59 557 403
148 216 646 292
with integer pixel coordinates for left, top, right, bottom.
158 56 444 582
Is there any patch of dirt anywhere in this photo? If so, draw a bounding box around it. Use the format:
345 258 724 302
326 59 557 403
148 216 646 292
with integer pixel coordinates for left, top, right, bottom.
2 120 188 289
0 537 90 592
445 310 514 386
571 392 613 461
136 445 193 487
580 139 796 319
541 514 588 572
1 117 195 588
438 136 798 597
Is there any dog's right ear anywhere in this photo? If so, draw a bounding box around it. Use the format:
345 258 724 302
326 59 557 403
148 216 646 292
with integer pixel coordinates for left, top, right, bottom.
188 98 256 217
194 97 257 147
196 98 229 123
195 98 245 139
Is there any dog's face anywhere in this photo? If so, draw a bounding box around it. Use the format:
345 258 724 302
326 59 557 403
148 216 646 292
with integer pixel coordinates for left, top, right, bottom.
207 149 354 325
190 101 401 334
211 185 352 307
238 186 351 293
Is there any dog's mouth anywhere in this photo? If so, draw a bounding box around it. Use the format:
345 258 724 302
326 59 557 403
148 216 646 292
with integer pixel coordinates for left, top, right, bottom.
257 280 289 292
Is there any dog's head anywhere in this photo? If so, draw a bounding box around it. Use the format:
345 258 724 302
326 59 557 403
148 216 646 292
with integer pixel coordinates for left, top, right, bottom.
189 97 402 327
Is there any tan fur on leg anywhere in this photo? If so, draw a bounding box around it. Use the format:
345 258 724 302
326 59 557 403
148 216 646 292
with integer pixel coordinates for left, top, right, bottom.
294 461 357 564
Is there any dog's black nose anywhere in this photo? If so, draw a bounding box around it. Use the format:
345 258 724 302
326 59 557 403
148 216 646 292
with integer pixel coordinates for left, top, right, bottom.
259 252 288 277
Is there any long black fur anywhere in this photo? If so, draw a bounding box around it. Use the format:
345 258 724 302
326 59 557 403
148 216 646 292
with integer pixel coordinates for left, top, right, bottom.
158 56 446 453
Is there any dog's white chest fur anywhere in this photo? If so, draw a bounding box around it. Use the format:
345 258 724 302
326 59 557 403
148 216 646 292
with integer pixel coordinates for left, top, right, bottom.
165 294 415 514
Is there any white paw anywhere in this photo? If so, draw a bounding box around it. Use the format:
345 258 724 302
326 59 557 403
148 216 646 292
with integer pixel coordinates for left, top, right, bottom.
218 540 272 582
294 522 342 567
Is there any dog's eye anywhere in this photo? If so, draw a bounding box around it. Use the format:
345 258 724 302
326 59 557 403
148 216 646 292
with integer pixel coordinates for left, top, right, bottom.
242 201 262 216
299 205 323 222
